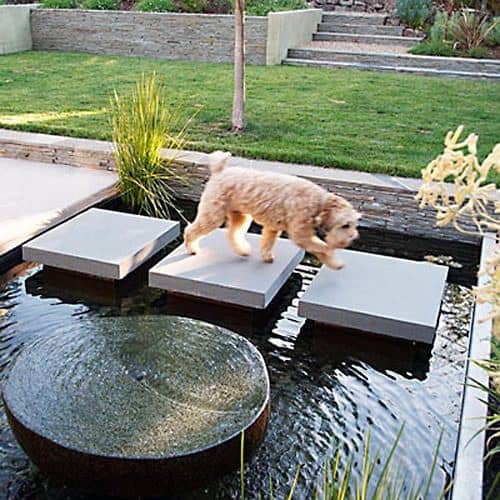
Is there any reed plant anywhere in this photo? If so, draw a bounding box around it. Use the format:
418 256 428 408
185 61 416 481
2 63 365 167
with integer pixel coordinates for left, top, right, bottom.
240 425 447 499
110 73 189 219
470 340 500 499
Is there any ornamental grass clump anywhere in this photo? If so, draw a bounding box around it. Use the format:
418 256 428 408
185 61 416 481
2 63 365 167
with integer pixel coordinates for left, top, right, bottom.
111 73 189 219
449 11 498 50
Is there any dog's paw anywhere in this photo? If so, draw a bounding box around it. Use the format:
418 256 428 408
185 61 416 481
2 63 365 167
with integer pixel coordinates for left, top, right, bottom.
234 240 252 257
261 251 275 263
328 260 344 270
185 241 200 255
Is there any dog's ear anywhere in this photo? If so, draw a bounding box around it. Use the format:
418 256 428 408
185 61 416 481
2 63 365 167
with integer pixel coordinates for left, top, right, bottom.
315 193 347 228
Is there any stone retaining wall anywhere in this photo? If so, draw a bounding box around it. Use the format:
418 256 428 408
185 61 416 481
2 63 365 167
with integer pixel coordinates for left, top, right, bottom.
29 8 321 65
31 10 268 64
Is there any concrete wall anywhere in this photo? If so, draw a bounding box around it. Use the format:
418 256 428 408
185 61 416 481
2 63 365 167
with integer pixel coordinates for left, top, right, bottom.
31 10 269 64
266 9 321 65
0 4 38 55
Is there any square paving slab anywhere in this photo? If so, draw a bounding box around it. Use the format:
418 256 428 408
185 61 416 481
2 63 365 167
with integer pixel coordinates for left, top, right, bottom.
149 229 304 309
298 250 448 344
23 208 180 280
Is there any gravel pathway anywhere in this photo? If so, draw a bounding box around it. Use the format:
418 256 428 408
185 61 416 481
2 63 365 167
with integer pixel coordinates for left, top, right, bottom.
304 41 410 55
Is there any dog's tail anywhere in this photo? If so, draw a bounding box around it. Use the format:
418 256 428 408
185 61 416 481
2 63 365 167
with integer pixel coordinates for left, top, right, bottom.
208 150 231 175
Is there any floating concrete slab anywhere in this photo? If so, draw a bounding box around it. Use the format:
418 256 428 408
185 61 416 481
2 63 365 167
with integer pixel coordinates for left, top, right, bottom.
298 250 448 344
23 208 180 280
0 157 118 259
149 229 304 309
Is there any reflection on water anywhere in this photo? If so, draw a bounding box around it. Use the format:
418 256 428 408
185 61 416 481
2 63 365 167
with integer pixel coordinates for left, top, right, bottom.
0 263 471 499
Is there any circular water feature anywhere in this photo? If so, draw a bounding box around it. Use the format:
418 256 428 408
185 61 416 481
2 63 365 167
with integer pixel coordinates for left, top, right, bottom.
2 315 270 497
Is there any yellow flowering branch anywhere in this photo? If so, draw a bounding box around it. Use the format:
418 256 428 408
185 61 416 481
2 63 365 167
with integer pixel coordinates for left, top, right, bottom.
415 126 499 337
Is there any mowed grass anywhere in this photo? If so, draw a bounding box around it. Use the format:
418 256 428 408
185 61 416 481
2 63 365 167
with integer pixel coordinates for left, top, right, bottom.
0 51 499 180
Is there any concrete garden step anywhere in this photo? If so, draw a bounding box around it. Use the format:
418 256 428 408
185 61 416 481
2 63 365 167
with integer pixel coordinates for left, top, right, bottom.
321 12 387 25
313 32 422 48
287 47 500 74
282 57 500 80
318 23 403 36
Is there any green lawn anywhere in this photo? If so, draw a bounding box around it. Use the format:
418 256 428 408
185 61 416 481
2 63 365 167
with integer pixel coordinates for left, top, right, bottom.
0 51 499 180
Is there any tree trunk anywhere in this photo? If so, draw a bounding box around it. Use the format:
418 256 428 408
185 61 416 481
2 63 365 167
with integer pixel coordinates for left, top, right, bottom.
231 0 245 132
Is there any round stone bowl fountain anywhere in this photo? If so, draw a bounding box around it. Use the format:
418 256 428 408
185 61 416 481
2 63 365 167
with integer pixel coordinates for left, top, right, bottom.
2 315 270 497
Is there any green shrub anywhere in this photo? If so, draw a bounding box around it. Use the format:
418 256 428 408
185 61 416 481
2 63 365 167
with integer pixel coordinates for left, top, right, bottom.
202 0 232 13
42 0 75 8
396 0 431 29
81 0 120 9
111 73 188 219
486 17 500 46
246 0 306 16
465 46 493 58
409 39 458 56
134 0 177 11
180 0 206 12
429 10 457 42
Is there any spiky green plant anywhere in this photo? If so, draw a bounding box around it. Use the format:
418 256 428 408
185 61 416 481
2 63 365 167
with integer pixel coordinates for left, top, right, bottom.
239 425 448 499
450 10 498 50
316 426 447 500
111 73 189 219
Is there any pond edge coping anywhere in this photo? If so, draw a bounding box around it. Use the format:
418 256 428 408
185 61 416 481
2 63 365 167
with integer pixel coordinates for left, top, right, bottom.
451 233 496 500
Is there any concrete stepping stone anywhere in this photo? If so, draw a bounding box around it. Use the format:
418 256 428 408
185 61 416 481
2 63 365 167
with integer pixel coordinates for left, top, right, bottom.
149 229 304 309
298 250 448 344
23 208 180 280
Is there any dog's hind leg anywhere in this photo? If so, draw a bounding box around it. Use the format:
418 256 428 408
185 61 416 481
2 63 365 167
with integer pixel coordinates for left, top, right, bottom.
260 227 281 263
184 204 226 255
226 211 253 257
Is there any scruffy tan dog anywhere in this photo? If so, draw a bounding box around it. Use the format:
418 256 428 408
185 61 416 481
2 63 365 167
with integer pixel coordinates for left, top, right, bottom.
184 152 361 270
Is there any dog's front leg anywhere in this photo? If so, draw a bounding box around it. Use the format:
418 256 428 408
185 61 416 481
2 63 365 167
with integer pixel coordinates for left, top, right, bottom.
290 229 344 270
227 211 253 256
315 250 344 270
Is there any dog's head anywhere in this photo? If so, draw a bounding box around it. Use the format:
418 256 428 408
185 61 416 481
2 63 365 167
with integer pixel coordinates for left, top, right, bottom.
316 193 361 250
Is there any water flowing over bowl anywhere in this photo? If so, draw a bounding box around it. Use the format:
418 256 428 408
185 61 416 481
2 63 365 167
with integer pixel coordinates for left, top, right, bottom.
2 315 270 497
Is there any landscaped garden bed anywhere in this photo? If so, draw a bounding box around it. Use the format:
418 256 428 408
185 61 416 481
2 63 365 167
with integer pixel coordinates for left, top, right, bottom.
39 0 309 15
395 0 500 59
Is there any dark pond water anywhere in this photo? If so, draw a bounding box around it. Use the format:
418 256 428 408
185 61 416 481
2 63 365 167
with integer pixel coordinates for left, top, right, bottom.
0 256 472 499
